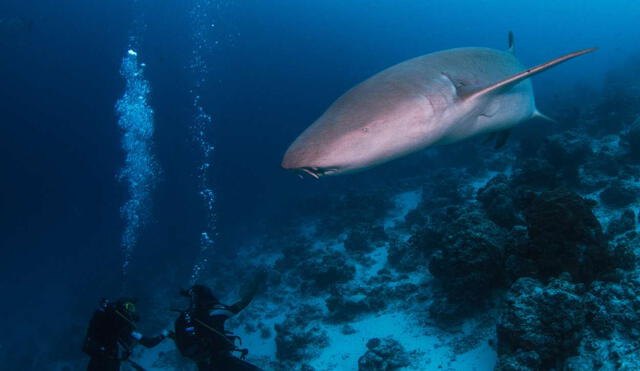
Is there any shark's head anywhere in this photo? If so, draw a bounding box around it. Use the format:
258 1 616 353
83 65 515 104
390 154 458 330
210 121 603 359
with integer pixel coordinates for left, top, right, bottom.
280 126 362 179
281 58 472 180
282 101 435 178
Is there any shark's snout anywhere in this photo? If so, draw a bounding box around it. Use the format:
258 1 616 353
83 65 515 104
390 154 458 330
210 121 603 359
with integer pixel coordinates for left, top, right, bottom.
282 147 341 178
280 148 302 170
281 139 339 175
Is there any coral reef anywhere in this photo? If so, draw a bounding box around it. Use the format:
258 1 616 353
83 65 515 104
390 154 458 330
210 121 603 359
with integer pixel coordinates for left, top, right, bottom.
298 250 356 292
420 169 473 207
275 313 330 363
520 188 612 283
357 337 411 371
606 209 637 237
496 271 640 370
621 118 640 162
496 275 586 370
511 158 560 191
325 280 420 323
275 245 356 294
477 174 522 229
537 131 593 187
428 209 507 320
387 227 438 273
584 276 640 339
599 181 638 208
325 292 371 323
136 103 640 371
344 225 386 255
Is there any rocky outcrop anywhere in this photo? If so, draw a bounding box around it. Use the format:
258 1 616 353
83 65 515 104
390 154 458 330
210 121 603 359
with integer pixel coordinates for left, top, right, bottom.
537 131 593 187
521 188 611 283
428 209 507 320
344 226 386 255
326 281 419 323
299 250 356 292
477 174 522 228
621 117 640 162
584 276 640 339
496 276 585 370
275 247 356 294
606 209 636 237
357 337 411 371
511 158 560 191
275 312 329 363
599 181 638 208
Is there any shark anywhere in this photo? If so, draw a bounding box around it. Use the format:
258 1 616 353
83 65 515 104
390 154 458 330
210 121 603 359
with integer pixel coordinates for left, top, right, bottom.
281 33 596 179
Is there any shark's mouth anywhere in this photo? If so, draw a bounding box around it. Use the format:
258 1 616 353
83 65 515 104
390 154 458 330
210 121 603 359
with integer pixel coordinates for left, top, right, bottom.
297 167 339 179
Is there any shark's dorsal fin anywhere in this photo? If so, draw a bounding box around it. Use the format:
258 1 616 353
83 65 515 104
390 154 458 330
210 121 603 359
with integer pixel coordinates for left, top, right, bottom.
508 31 515 54
462 47 597 102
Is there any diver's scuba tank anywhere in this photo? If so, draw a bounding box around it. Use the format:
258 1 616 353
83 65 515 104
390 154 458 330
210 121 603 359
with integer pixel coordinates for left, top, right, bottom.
82 299 115 357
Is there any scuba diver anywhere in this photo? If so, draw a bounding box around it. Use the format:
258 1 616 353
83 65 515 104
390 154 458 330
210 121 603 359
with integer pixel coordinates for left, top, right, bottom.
83 298 172 371
173 272 266 371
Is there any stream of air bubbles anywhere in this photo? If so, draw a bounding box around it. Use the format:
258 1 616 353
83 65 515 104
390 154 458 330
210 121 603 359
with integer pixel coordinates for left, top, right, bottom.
188 0 217 285
116 0 159 291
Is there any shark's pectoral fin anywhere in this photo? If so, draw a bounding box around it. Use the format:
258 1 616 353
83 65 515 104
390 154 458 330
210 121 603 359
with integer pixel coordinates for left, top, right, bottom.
482 129 511 149
482 132 497 145
494 129 511 150
462 47 597 102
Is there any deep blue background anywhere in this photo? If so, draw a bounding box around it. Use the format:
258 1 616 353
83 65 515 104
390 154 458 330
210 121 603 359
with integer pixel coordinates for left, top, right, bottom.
0 0 638 367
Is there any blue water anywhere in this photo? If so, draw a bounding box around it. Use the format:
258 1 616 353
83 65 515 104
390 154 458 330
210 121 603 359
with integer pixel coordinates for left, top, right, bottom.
1 0 640 369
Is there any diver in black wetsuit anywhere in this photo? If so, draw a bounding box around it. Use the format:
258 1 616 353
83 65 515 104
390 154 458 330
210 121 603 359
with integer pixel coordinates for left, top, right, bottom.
83 298 171 371
174 273 265 371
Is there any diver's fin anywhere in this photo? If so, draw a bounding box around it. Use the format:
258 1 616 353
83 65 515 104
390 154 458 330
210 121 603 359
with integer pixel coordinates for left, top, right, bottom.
494 129 511 150
507 31 515 54
532 110 558 124
462 47 597 102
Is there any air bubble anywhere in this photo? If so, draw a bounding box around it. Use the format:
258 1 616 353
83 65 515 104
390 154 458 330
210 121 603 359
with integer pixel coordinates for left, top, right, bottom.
116 51 159 287
188 0 217 285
